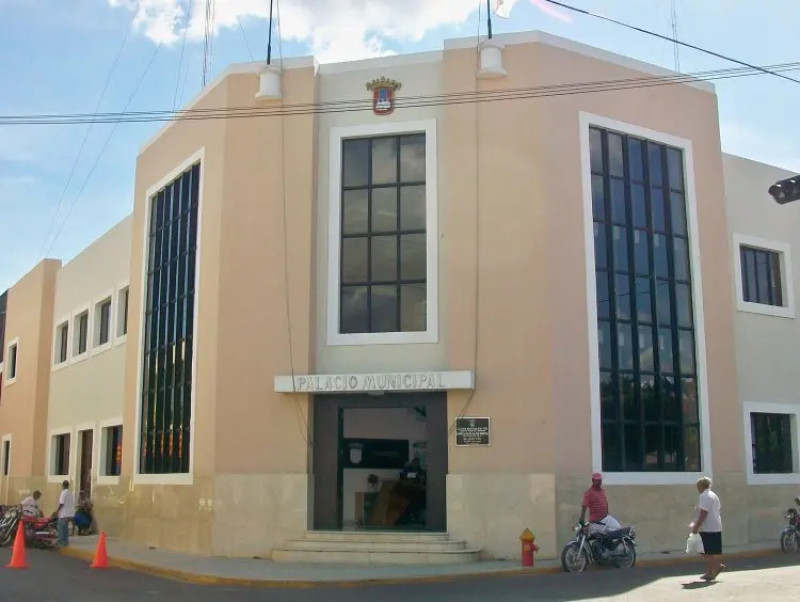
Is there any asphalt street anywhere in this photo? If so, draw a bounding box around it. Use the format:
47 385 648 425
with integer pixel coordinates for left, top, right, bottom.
1 548 799 602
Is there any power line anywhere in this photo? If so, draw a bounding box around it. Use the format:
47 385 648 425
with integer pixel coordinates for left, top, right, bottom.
235 14 255 61
38 2 138 259
173 0 195 111
545 0 800 87
670 0 680 72
42 44 163 258
4 61 799 127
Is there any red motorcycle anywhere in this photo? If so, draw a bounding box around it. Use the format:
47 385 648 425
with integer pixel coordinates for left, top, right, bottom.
780 496 800 554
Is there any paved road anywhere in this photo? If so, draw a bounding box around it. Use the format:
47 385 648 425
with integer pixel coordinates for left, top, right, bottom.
1 548 799 602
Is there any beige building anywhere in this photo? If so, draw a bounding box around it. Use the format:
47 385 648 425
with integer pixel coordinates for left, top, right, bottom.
1 30 798 564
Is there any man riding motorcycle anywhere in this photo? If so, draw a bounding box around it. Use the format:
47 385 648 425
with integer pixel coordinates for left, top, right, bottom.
580 472 621 540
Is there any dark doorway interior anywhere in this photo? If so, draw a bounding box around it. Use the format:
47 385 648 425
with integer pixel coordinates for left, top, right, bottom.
313 393 447 532
78 430 93 498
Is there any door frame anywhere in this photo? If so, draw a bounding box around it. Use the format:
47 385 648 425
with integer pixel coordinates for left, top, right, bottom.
312 392 448 532
75 424 96 497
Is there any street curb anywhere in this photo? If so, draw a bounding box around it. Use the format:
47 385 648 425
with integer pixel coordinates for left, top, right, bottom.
57 545 782 589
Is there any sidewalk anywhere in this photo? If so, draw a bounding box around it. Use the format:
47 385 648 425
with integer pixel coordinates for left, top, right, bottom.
58 535 781 588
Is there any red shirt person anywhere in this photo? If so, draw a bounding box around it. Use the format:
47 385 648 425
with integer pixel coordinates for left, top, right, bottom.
580 472 609 523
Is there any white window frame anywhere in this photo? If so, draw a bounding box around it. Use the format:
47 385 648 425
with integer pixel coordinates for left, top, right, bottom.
133 148 204 486
114 282 130 345
743 401 800 485
71 305 91 362
48 427 73 483
97 417 123 485
580 112 713 485
92 289 115 353
52 316 71 369
5 337 19 385
326 119 439 346
732 233 795 319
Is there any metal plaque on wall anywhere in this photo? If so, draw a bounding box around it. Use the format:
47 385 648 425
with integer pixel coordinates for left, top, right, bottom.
455 417 491 446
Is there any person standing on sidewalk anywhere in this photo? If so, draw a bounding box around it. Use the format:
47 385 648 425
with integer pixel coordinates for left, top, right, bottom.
691 476 724 580
52 480 75 548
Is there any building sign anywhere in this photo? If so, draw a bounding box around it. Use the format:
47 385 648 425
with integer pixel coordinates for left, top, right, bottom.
455 417 491 446
274 370 474 394
366 77 401 115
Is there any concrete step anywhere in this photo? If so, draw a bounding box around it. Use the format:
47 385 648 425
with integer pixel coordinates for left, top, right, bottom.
300 530 450 543
282 538 468 553
272 548 482 565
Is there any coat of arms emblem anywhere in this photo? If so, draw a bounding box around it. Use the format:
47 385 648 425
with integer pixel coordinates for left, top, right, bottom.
366 77 401 115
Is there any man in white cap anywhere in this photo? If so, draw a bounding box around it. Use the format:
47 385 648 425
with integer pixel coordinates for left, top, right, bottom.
580 472 620 535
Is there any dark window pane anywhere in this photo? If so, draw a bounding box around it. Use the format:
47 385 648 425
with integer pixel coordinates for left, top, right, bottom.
602 423 622 471
683 425 701 471
651 188 666 233
744 249 757 302
751 413 793 474
638 326 654 372
371 236 397 281
598 321 612 370
671 192 687 236
667 147 684 191
600 371 616 420
624 424 643 471
341 286 368 333
618 323 633 371
663 425 680 470
594 223 607 270
341 238 368 283
370 285 398 332
608 134 624 177
642 375 658 422
658 328 674 374
628 138 644 181
592 175 605 221
648 142 663 187
610 178 626 223
654 234 669 279
657 280 672 325
400 134 425 183
596 271 610 319
636 277 652 324
681 377 698 423
371 137 398 185
631 183 646 228
613 226 628 272
633 230 649 275
343 139 369 187
674 237 690 281
615 274 631 321
590 128 604 173
662 376 679 422
621 373 638 421
400 284 426 331
676 283 693 328
678 330 695 375
644 425 661 470
770 252 784 305
371 187 397 232
400 234 426 280
400 185 426 230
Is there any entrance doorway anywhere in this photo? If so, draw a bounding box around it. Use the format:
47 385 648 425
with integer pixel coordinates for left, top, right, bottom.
78 430 93 498
313 393 447 532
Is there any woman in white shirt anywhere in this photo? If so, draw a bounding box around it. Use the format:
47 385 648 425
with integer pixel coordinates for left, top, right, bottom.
690 476 724 581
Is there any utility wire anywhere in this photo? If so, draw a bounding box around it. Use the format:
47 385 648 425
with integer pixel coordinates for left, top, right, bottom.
38 2 138 259
545 0 800 86
4 61 799 127
173 0 195 111
235 14 255 61
42 44 163 258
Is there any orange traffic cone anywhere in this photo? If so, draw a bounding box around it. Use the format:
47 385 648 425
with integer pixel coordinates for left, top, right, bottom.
90 531 109 569
6 522 29 569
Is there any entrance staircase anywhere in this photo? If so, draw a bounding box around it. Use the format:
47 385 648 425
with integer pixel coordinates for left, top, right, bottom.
272 531 481 565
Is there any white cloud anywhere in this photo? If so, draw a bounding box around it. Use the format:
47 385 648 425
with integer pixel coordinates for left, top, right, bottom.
110 0 481 63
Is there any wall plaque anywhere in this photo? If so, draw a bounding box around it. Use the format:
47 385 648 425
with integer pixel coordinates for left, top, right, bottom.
455 417 491 446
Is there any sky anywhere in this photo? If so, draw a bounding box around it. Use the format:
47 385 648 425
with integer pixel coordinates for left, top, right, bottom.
0 0 798 292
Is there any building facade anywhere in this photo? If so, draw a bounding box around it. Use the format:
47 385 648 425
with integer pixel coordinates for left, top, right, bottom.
0 31 798 562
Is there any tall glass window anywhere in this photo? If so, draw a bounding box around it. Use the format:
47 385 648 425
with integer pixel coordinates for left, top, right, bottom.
139 162 199 474
339 134 427 334
590 127 700 472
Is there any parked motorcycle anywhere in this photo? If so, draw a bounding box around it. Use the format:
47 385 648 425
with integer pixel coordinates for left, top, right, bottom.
561 519 637 573
780 496 800 554
0 505 20 547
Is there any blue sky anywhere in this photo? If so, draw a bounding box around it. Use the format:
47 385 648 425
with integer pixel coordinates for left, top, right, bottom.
0 0 798 292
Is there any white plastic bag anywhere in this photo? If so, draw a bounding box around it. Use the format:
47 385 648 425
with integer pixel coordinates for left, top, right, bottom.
686 532 704 554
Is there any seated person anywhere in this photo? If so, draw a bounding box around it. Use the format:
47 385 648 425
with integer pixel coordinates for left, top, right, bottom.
73 491 98 535
21 490 43 518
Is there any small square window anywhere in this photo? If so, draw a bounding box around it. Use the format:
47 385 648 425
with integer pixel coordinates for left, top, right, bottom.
101 426 122 477
73 311 89 356
95 298 112 347
7 341 18 381
51 433 70 476
751 412 795 474
54 322 69 364
741 246 783 307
